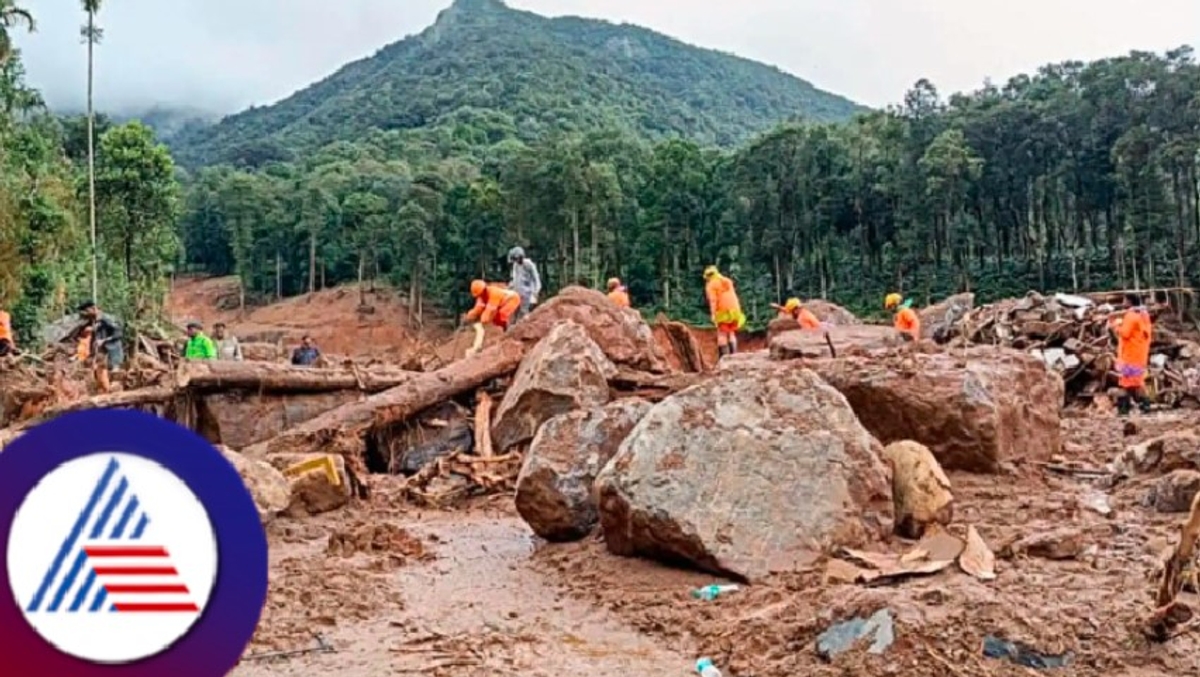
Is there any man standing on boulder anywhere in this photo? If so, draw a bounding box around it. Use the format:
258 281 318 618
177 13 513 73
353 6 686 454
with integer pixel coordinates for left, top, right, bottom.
606 277 630 308
507 246 541 325
703 265 745 359
885 293 920 342
1109 292 1153 415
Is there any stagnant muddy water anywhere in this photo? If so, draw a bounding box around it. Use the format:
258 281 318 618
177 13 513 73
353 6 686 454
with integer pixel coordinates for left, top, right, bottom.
232 510 695 676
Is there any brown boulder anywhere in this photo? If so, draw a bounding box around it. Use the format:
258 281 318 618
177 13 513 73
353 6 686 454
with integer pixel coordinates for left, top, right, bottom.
884 440 954 539
918 293 975 343
491 320 617 452
1110 430 1200 479
806 299 861 325
770 325 903 360
808 347 1062 472
515 398 653 541
509 286 668 373
594 361 891 581
1149 470 1200 513
220 445 291 524
201 390 362 449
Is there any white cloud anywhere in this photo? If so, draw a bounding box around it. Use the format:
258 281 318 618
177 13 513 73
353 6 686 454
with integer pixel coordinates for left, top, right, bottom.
11 0 1198 114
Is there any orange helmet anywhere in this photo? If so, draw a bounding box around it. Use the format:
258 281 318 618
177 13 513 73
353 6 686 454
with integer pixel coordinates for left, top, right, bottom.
607 277 621 290
470 279 486 297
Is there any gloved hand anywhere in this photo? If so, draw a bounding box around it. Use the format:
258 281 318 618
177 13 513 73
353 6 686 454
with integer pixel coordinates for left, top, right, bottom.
529 294 538 305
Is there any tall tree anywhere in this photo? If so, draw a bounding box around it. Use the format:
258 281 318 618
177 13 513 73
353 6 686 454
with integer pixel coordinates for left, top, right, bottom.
81 0 103 302
0 0 33 66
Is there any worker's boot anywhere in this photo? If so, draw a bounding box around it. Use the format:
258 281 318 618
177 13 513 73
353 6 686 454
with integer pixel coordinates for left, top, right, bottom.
728 340 738 355
1138 396 1152 414
717 345 729 361
1116 395 1131 417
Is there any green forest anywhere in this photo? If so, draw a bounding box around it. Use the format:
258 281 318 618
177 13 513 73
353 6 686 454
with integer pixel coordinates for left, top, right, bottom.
2 0 1199 345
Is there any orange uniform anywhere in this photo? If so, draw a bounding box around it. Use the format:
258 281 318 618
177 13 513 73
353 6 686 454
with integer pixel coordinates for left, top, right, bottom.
794 307 821 329
894 307 920 341
1112 308 1152 388
607 286 630 308
0 310 12 344
705 273 745 333
466 284 521 329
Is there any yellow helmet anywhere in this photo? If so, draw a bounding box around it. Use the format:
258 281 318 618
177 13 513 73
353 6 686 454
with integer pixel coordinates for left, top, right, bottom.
703 265 719 279
470 279 486 297
607 277 621 290
884 293 902 309
783 298 801 312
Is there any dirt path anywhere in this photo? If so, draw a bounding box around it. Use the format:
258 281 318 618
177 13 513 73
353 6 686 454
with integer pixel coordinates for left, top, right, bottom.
232 508 694 676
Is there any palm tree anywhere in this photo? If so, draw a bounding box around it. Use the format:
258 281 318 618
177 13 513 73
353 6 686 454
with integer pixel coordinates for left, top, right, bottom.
0 1 35 66
82 0 102 301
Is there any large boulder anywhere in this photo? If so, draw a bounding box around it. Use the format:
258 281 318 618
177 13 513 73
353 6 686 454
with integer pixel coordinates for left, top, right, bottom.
510 286 669 373
808 347 1062 472
918 293 975 343
770 325 904 360
515 398 652 541
219 445 291 524
594 362 891 581
491 321 617 452
806 300 861 325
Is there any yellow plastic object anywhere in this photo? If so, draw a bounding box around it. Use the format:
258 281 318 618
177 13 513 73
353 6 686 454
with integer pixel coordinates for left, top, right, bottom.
282 455 342 487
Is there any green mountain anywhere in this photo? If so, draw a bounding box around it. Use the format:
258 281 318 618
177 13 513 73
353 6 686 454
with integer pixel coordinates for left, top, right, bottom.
170 0 864 167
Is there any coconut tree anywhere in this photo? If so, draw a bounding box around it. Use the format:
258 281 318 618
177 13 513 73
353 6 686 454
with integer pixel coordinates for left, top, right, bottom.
0 1 35 66
82 0 102 301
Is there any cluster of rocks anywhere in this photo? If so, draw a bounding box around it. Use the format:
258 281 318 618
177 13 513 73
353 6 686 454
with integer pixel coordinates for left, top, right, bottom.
511 312 1065 580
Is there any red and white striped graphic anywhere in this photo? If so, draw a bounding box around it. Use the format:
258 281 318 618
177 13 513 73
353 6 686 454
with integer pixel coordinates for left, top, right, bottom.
83 544 198 613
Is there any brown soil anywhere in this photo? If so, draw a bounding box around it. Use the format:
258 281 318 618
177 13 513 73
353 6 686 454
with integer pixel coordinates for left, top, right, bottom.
232 411 1199 676
166 276 454 360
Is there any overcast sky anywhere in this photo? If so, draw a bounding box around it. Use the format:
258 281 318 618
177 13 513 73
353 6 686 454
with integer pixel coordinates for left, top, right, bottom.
12 0 1200 115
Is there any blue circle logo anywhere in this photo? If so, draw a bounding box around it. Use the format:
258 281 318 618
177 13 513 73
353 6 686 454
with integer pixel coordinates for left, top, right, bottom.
0 409 268 675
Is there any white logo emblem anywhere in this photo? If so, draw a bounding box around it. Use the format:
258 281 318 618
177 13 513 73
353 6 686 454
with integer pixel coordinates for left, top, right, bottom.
7 453 219 663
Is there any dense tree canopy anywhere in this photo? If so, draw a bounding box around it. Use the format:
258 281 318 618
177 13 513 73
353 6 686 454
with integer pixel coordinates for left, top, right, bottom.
167 0 862 168
175 47 1200 326
0 10 181 346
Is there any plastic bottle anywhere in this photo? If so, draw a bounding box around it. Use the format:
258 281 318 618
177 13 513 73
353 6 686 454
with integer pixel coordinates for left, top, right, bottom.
696 657 723 677
690 584 740 601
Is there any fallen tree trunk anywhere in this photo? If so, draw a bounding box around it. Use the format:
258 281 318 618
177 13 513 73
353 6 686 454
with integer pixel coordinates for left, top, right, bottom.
0 386 179 450
176 360 417 393
244 339 528 459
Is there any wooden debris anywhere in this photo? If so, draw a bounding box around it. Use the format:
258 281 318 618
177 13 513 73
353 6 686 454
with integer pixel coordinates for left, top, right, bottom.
474 391 494 458
948 290 1200 406
1148 491 1200 640
176 360 417 393
402 450 522 507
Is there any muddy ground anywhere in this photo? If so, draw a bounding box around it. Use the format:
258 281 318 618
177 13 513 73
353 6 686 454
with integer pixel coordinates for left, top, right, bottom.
231 410 1198 677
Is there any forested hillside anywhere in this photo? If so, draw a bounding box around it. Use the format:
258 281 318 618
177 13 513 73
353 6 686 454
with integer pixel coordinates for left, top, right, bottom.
0 9 181 346
168 0 863 168
177 45 1200 325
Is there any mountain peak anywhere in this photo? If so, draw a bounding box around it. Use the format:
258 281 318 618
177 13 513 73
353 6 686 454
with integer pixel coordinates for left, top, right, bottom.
448 0 506 14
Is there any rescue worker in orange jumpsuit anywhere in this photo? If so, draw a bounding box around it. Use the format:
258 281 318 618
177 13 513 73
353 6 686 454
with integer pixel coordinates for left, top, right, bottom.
606 278 630 308
885 293 920 342
1109 292 1153 415
703 265 745 359
464 279 522 331
0 309 16 356
772 298 821 329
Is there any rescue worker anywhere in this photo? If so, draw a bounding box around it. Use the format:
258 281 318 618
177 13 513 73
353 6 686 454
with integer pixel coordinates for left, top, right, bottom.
291 335 322 366
1109 292 1153 415
772 298 821 329
606 278 630 308
703 266 745 359
213 322 243 361
885 293 920 342
0 308 17 356
183 321 217 360
78 301 123 393
507 246 542 325
75 326 93 362
465 279 522 331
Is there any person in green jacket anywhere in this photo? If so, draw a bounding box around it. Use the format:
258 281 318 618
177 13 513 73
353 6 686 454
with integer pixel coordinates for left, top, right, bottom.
183 321 217 360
